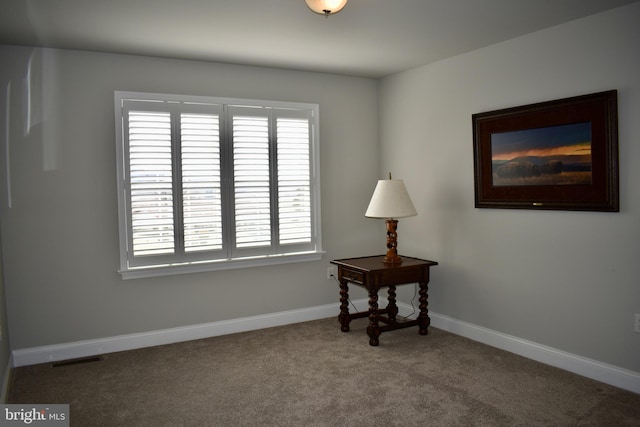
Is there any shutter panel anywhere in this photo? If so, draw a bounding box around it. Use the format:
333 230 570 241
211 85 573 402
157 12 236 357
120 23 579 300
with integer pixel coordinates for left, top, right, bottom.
128 110 175 256
232 114 271 248
180 113 223 253
277 117 311 245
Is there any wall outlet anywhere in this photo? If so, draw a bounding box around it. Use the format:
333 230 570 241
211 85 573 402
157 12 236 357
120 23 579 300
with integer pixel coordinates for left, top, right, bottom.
327 266 335 280
635 313 640 333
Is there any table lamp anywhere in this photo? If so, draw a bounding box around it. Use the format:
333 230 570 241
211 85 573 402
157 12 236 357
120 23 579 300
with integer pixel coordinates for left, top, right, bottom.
365 174 417 265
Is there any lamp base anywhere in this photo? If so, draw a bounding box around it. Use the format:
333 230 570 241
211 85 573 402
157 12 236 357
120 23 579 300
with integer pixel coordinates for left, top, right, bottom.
383 219 402 265
383 254 403 265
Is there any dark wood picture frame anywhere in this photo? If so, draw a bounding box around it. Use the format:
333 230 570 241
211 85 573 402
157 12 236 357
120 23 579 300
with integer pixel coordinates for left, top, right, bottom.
472 90 619 211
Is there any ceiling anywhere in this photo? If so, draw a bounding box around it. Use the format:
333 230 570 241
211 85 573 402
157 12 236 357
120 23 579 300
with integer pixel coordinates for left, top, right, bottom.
1 0 638 78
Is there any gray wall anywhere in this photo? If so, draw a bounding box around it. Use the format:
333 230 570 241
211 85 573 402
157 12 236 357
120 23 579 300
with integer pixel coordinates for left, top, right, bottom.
0 226 10 401
0 47 380 350
379 3 640 373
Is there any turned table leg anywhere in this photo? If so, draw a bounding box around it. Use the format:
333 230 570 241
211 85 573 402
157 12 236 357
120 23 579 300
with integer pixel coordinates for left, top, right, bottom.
417 281 430 335
338 279 351 332
367 289 381 346
386 285 398 322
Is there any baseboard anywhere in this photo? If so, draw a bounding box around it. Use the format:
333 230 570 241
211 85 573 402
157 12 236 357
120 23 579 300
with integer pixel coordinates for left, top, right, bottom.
11 301 640 395
12 302 339 368
427 311 640 395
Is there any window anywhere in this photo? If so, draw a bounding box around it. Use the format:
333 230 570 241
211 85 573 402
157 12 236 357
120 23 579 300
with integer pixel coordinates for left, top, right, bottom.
115 92 322 279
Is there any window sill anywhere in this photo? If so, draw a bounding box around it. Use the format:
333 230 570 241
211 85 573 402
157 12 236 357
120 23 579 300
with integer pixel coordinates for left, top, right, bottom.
118 251 326 280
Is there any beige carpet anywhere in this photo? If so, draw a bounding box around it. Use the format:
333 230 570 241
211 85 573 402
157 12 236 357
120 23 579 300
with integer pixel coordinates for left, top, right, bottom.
7 317 640 426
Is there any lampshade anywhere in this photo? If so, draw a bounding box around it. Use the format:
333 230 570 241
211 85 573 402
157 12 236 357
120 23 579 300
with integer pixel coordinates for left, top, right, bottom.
305 0 348 16
365 179 417 219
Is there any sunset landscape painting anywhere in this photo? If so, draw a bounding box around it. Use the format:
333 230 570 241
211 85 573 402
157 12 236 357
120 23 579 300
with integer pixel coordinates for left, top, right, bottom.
491 122 592 186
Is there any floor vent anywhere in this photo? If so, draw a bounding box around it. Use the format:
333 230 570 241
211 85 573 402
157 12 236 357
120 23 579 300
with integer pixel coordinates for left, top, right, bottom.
51 356 103 368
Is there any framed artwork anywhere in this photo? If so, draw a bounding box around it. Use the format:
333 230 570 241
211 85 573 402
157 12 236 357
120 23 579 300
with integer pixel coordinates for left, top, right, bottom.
472 90 619 211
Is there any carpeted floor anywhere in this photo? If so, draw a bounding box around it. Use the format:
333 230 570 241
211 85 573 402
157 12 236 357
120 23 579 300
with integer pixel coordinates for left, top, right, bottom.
7 317 640 426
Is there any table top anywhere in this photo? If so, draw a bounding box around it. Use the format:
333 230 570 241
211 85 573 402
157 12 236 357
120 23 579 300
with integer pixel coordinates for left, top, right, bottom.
331 255 438 272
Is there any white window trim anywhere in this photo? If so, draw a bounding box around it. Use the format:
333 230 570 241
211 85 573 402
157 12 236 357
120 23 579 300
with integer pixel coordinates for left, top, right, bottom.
114 91 323 279
118 251 324 280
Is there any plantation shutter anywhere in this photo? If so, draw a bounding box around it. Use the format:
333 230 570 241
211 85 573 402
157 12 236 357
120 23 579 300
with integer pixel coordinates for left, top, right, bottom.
116 91 321 277
180 111 223 253
126 109 175 257
276 113 312 246
122 101 224 266
230 107 272 252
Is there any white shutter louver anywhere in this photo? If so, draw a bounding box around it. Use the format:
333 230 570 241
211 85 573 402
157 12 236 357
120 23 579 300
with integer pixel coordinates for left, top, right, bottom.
277 117 311 245
128 111 175 256
181 113 223 253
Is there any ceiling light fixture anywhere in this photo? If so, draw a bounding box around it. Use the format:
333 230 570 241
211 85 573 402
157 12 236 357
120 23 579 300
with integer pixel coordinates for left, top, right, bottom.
305 0 348 17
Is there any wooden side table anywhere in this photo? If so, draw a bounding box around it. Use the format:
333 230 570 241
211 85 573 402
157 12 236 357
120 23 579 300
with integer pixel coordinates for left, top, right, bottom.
330 255 438 346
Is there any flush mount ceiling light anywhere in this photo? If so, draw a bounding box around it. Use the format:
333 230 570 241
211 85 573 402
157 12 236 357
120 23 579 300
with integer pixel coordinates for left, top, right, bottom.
305 0 348 17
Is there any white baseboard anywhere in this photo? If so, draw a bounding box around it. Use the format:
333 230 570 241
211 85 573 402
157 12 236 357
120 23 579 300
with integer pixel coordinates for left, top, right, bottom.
12 302 339 368
11 301 640 395
427 311 640 395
